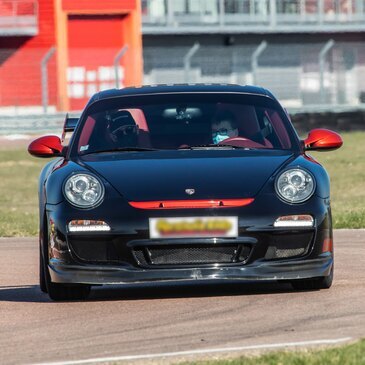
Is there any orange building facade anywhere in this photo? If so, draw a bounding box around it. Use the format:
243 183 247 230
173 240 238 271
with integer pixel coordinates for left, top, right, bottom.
0 0 143 111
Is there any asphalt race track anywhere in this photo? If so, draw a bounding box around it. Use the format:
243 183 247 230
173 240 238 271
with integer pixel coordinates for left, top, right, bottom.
0 230 364 365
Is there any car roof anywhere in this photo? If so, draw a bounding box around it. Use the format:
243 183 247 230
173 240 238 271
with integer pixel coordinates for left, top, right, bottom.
90 84 276 103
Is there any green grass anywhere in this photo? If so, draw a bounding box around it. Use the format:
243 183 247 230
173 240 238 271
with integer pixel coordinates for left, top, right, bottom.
0 132 364 236
0 149 44 236
179 339 365 365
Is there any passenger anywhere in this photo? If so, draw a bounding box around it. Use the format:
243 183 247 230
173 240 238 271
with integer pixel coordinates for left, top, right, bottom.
211 111 239 144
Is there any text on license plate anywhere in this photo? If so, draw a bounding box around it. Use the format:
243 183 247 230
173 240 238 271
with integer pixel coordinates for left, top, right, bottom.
149 216 238 239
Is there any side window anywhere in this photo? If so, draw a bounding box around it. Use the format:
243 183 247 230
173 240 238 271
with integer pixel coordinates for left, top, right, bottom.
78 116 96 153
265 109 292 149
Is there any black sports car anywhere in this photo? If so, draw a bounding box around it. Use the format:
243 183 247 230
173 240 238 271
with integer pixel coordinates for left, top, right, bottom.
29 84 343 301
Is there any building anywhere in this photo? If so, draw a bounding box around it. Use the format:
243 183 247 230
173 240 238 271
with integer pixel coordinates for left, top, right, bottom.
141 0 365 108
0 0 143 112
0 0 364 112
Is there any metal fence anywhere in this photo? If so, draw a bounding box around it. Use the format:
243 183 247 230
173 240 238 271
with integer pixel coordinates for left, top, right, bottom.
0 41 365 116
0 46 133 115
0 47 57 114
143 40 365 109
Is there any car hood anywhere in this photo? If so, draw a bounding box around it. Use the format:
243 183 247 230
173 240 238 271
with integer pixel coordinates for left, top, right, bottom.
80 150 294 201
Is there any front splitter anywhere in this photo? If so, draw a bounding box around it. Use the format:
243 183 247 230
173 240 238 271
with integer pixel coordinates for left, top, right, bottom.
49 254 333 285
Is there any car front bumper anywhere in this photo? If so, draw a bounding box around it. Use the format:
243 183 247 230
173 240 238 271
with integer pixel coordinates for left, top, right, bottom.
45 194 333 286
48 253 333 285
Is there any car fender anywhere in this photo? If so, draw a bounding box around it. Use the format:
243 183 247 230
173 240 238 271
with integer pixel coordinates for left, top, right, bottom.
38 159 62 226
283 155 330 199
44 160 89 205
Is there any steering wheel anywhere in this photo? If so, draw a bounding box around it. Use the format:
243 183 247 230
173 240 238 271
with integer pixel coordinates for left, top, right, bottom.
218 137 266 149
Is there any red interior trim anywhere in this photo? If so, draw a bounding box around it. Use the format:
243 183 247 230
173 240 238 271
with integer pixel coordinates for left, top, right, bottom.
129 198 254 210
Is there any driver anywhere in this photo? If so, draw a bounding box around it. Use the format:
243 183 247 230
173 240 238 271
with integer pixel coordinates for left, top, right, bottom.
106 110 139 147
211 111 239 144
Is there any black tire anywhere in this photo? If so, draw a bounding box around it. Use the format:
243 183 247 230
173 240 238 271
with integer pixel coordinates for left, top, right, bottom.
42 217 91 301
291 267 333 291
45 279 91 301
39 243 47 293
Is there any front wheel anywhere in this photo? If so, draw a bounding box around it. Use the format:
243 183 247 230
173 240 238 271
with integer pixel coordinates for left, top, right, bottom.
45 278 91 301
291 267 333 291
41 219 91 301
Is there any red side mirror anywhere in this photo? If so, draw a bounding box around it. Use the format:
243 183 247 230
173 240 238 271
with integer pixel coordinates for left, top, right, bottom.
304 129 343 151
28 135 63 158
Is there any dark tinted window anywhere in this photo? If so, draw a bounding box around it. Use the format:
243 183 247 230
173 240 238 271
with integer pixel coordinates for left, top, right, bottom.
74 93 299 154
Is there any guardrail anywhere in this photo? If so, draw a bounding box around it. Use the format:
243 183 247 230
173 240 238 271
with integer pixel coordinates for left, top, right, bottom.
1 106 364 135
0 113 79 135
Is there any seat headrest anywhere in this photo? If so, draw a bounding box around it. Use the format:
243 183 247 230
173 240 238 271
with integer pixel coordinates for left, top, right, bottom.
110 110 137 128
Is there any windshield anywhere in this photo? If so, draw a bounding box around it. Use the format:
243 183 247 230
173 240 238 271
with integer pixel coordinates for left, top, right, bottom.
73 93 299 155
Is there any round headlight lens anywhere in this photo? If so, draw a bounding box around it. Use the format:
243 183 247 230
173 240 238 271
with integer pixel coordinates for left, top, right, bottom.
64 174 104 208
276 168 315 203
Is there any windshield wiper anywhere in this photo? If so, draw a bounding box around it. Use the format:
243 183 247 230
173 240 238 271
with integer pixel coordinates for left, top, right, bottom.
82 147 159 154
179 144 249 150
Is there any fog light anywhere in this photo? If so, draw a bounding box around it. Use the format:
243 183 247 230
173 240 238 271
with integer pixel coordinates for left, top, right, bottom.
68 220 111 232
274 215 314 228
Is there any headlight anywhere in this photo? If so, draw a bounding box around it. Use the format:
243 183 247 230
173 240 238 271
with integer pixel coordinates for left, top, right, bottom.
64 173 104 208
275 168 315 203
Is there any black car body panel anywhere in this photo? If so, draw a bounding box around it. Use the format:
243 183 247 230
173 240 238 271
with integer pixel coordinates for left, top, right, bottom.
81 150 294 200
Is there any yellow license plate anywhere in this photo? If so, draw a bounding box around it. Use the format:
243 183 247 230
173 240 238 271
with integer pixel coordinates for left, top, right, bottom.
149 217 238 239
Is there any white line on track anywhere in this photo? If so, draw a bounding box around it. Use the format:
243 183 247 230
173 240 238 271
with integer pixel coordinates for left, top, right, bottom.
32 337 352 365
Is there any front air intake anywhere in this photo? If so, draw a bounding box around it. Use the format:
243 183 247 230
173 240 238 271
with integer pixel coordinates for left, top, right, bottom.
265 246 308 259
264 233 313 260
133 244 251 267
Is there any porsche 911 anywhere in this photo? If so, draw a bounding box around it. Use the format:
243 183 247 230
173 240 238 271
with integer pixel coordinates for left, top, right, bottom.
28 84 343 301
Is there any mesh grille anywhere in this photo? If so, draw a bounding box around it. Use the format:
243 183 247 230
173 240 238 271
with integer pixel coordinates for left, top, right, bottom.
265 246 307 260
133 244 250 266
69 237 118 262
264 232 312 260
